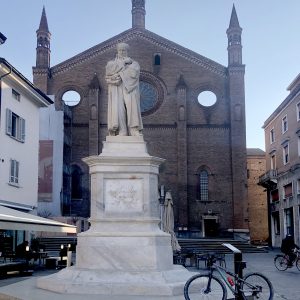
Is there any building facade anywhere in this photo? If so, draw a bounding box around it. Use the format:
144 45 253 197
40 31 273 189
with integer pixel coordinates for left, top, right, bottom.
259 74 300 247
247 148 268 243
33 1 248 237
0 58 52 246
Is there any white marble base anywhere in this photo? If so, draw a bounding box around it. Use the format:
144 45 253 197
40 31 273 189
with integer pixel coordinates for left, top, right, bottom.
36 136 196 296
75 228 173 271
36 265 194 296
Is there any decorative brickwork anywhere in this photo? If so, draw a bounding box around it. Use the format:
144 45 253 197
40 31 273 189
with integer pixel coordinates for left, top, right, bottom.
34 4 248 236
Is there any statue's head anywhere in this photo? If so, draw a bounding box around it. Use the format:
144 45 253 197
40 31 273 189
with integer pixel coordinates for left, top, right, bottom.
117 43 129 59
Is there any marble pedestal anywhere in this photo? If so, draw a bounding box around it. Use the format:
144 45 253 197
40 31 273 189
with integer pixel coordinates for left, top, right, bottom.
37 136 194 296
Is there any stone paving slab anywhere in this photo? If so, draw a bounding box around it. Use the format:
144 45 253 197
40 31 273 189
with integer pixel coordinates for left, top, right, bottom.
0 249 299 300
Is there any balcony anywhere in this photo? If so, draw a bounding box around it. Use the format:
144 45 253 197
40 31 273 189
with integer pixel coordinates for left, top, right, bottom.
258 169 278 188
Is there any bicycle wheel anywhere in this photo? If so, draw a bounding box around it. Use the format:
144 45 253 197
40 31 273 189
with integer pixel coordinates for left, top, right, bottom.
184 274 227 300
296 258 300 271
242 272 274 300
274 255 288 271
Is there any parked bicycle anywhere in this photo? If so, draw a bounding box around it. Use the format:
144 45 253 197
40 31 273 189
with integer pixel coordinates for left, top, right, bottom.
274 248 300 271
184 253 274 300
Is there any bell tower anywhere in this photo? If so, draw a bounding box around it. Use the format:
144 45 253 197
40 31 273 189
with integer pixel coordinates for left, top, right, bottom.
227 5 248 231
36 6 51 68
132 0 146 29
33 6 50 93
227 4 242 66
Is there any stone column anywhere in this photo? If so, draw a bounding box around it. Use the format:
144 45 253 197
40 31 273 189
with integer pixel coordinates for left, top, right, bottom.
88 75 100 155
176 76 188 227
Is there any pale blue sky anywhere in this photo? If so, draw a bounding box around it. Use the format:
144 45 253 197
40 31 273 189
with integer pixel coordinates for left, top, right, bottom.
1 0 299 150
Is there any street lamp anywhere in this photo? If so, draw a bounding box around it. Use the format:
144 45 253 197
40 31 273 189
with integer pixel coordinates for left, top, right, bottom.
159 185 165 229
60 244 64 260
25 245 30 264
0 32 7 45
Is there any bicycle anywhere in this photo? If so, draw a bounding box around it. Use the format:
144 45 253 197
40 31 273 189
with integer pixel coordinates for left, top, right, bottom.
184 253 274 300
274 248 300 271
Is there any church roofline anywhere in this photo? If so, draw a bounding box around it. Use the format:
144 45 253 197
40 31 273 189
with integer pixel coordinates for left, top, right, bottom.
50 28 227 78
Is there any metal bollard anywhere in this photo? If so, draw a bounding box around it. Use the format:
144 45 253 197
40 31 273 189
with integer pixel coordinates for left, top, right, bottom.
222 243 246 300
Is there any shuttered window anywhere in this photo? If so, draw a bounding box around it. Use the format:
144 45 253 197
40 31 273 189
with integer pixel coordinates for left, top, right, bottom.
10 159 19 185
284 183 293 198
6 109 25 142
271 189 279 202
283 144 289 165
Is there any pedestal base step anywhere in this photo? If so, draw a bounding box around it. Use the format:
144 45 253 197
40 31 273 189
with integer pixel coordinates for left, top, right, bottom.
37 265 196 296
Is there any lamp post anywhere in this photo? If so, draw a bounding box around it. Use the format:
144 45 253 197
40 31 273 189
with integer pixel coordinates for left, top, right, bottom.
159 185 165 230
60 244 64 261
25 245 30 265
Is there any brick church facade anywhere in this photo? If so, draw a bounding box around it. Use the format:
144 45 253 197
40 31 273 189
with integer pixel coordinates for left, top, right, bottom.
34 1 248 237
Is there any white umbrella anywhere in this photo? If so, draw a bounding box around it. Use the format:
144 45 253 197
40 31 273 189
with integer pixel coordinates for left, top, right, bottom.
162 191 181 252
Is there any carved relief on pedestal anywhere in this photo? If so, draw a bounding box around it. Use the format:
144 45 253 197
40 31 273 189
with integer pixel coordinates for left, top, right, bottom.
104 178 143 213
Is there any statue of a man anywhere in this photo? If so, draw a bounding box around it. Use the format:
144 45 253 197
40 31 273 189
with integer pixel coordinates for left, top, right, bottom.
106 43 143 136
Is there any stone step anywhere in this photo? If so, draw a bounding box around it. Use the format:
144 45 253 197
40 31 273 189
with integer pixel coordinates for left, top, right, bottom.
37 237 77 253
178 238 268 254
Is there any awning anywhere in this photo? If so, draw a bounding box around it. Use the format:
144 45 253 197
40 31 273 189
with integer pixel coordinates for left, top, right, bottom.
0 206 77 233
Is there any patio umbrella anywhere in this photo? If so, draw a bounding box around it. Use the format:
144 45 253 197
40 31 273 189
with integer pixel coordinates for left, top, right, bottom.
162 191 181 252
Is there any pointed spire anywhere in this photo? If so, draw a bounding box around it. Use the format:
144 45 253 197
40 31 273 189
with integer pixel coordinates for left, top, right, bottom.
229 4 241 29
36 6 51 68
227 4 243 66
38 6 50 33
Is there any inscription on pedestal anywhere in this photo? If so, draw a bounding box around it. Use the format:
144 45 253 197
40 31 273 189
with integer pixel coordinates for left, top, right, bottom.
104 179 143 213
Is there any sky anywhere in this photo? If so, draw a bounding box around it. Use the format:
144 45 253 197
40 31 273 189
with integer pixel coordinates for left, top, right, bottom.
1 0 300 151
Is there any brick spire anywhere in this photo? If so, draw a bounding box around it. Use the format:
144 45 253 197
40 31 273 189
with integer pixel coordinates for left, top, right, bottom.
35 6 51 68
226 4 242 66
38 6 50 33
228 4 241 29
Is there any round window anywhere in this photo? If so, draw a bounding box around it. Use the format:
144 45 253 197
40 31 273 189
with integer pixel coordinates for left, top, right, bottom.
140 81 158 113
62 90 81 106
197 91 217 107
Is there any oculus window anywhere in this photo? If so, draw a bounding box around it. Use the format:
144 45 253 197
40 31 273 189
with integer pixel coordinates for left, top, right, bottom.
62 90 81 107
140 81 158 113
197 91 217 107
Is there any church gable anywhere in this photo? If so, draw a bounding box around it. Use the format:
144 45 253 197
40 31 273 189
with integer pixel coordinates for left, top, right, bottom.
33 3 248 236
50 28 227 78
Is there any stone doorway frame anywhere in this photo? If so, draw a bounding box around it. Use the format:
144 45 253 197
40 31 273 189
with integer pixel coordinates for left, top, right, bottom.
202 215 219 238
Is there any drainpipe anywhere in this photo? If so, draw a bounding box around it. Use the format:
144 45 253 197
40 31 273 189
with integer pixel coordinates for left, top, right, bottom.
0 64 12 80
266 186 273 248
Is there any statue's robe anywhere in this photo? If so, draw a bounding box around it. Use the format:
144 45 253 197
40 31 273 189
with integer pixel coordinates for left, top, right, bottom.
106 58 143 135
